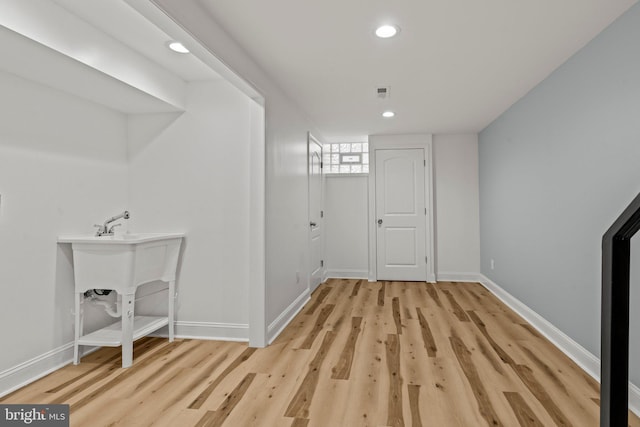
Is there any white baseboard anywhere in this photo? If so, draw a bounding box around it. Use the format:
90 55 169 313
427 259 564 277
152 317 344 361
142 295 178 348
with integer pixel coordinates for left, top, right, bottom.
479 274 640 416
436 272 483 283
267 288 310 345
365 273 438 283
0 343 97 399
325 269 368 279
153 321 249 342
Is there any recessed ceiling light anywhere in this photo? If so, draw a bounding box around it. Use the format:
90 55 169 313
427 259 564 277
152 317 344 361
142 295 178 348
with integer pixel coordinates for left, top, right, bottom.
375 25 399 39
167 41 189 54
382 111 395 118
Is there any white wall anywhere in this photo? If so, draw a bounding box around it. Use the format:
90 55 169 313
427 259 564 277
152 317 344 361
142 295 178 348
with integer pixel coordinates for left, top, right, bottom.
323 135 480 282
128 80 252 339
154 0 326 343
433 134 481 280
0 70 128 374
263 97 315 332
325 176 368 278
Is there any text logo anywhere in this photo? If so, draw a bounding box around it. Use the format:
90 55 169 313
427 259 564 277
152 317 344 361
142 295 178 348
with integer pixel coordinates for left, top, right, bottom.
0 405 68 426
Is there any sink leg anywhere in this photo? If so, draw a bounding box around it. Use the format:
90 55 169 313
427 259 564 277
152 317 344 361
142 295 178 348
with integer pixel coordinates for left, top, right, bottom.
169 280 175 342
121 293 135 368
73 292 83 365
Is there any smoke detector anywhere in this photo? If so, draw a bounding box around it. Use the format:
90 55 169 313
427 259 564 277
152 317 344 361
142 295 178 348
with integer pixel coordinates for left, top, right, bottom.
377 87 390 99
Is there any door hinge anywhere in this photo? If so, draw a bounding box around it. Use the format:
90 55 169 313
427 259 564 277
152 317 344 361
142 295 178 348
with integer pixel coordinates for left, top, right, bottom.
425 208 427 215
321 260 324 267
424 159 426 166
320 161 324 169
425 256 428 264
320 210 324 218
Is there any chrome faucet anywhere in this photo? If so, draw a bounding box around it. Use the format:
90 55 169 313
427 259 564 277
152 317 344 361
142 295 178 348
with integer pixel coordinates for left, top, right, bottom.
94 211 130 236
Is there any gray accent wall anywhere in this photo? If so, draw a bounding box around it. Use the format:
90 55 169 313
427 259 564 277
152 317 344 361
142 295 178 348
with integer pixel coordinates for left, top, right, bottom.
479 3 640 385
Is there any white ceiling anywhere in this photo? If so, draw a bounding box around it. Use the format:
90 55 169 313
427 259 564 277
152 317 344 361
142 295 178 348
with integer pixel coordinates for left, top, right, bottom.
0 25 183 114
198 0 637 142
0 0 222 113
51 0 220 82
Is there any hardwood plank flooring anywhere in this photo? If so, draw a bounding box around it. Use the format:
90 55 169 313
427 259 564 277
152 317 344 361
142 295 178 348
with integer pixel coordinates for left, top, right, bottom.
2 279 639 426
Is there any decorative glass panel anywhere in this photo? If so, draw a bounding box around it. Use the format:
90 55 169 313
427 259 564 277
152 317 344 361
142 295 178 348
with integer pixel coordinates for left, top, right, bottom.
323 142 369 174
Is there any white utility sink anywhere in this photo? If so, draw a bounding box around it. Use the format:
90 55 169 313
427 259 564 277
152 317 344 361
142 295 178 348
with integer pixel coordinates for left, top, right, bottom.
58 232 184 368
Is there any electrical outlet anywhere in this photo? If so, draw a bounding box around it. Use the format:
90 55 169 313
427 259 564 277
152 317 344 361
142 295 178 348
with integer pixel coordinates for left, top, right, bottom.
490 259 495 270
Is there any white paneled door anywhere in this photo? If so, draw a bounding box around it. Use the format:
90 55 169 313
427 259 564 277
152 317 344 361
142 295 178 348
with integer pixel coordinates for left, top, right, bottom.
375 148 427 281
309 134 324 291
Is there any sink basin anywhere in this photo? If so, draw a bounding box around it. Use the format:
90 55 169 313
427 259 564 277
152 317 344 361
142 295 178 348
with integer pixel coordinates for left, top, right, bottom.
58 232 184 294
59 232 184 245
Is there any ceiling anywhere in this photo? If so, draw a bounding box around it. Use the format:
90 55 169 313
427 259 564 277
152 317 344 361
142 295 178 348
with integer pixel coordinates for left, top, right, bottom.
51 0 219 82
198 0 637 142
0 0 221 113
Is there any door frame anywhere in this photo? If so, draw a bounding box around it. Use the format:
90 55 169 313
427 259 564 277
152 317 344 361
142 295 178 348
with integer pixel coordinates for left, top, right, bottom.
368 134 436 282
307 132 325 291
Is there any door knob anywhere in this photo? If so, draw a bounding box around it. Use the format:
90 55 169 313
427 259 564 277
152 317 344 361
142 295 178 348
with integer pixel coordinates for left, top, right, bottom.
377 219 383 225
310 222 317 227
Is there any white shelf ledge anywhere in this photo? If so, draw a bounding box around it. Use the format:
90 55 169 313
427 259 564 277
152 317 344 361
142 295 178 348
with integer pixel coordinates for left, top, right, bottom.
78 316 168 347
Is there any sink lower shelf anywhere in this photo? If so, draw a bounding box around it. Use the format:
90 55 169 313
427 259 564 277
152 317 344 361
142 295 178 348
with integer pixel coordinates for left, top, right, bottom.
77 316 168 347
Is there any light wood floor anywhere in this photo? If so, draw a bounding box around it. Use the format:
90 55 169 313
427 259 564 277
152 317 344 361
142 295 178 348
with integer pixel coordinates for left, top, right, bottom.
3 279 639 426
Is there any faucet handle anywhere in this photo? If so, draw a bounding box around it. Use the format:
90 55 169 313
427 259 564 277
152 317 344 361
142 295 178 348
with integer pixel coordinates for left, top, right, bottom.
108 223 122 234
94 224 106 236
